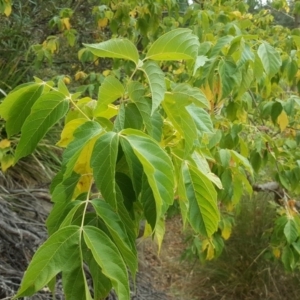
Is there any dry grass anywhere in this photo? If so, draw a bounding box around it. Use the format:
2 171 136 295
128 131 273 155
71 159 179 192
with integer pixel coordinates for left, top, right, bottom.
138 195 300 300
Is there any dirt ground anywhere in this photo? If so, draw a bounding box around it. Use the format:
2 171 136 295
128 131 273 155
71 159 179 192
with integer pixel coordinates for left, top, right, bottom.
137 215 208 300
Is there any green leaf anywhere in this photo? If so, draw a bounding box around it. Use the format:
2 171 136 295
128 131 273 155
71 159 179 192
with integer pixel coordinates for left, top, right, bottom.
146 28 199 61
128 82 163 140
91 199 138 278
230 150 253 177
15 226 80 298
257 42 282 77
128 81 145 101
63 265 92 300
46 172 81 234
182 162 219 237
124 103 143 130
162 96 197 155
140 173 157 230
186 104 214 134
91 132 119 208
284 219 299 244
120 129 175 221
14 91 69 162
95 75 124 115
83 226 130 300
84 250 112 299
84 38 139 65
120 139 143 198
281 245 295 271
140 60 166 114
210 35 234 57
112 103 124 133
170 83 210 109
193 55 209 76
218 59 241 100
0 82 44 137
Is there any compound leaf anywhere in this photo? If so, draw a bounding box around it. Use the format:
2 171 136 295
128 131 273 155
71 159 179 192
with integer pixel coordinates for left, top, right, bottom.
15 226 81 298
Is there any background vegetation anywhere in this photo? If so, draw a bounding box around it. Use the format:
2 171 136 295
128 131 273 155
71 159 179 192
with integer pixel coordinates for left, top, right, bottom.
2 0 300 299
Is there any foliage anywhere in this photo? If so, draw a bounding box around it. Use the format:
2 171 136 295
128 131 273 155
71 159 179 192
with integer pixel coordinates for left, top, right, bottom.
2 0 300 299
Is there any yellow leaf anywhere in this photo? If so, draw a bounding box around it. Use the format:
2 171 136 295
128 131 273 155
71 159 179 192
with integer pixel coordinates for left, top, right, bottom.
143 222 152 238
4 3 12 16
204 241 215 260
221 225 232 240
272 247 281 259
102 70 111 77
201 84 214 104
98 17 108 28
75 71 87 81
1 154 14 172
56 118 87 147
63 76 71 85
0 139 11 149
62 18 71 30
277 111 289 132
231 11 242 19
73 174 93 198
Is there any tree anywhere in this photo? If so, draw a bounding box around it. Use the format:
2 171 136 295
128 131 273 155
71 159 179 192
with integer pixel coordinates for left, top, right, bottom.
1 0 300 299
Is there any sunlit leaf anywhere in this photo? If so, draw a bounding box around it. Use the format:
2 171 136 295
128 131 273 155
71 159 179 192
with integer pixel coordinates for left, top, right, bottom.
15 226 81 297
0 83 44 137
146 28 199 61
95 75 124 115
84 39 139 65
15 91 69 162
182 162 219 237
140 60 166 114
257 42 282 77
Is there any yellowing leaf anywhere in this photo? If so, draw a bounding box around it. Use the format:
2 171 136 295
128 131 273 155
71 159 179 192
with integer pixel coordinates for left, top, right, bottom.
206 243 215 260
1 154 14 172
62 18 71 30
63 76 71 85
102 70 111 77
221 225 231 240
57 118 87 147
73 174 93 198
95 104 118 119
201 84 214 107
4 3 12 16
202 239 214 260
98 18 108 28
277 111 289 132
74 137 97 175
73 137 98 196
231 11 242 19
143 222 152 238
273 247 281 259
0 139 11 149
75 71 87 81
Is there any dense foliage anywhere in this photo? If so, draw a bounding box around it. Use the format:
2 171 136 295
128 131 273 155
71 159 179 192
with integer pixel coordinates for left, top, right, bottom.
2 0 300 299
